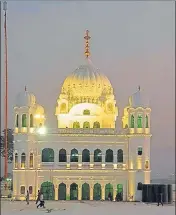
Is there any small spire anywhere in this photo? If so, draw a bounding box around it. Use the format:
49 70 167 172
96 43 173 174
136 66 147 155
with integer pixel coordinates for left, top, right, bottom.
25 86 27 91
138 85 140 91
84 30 91 58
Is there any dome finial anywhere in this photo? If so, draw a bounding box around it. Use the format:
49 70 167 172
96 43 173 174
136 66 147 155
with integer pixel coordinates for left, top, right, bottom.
84 30 91 58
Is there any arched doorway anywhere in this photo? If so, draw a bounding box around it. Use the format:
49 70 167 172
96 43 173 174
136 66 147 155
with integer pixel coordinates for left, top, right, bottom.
70 183 78 200
40 181 55 200
82 183 90 200
93 183 101 200
105 183 113 200
58 183 66 200
116 184 123 201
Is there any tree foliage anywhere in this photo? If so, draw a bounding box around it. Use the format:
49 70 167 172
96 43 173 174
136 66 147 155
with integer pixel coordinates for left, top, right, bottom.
0 129 14 163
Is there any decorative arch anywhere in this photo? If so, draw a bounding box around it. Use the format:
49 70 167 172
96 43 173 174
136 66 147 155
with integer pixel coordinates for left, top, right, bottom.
60 103 66 113
16 114 19 127
93 121 100 128
15 153 18 168
21 152 26 168
105 149 113 162
130 115 134 128
145 115 149 128
42 148 54 162
117 184 123 201
70 183 78 200
94 149 102 162
82 149 90 162
40 181 55 200
22 114 27 127
82 183 90 200
70 148 78 162
93 183 101 200
105 183 113 200
83 121 90 128
117 149 123 163
59 149 67 162
29 153 34 168
137 115 142 128
30 114 33 127
73 122 80 128
58 183 66 200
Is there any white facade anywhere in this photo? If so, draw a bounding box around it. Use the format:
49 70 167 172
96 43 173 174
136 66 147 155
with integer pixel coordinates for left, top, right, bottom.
12 32 151 201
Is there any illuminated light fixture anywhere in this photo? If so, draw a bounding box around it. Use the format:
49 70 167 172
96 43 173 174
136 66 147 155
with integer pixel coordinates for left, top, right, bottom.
37 127 46 135
35 114 40 119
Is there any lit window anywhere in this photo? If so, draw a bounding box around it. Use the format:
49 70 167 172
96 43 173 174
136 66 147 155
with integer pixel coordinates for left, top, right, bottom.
21 153 26 168
145 115 149 128
15 153 18 168
22 114 27 127
131 115 134 128
137 115 142 128
29 153 33 168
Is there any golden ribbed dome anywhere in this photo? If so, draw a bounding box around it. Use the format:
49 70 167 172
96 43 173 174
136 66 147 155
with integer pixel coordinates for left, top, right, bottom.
61 61 113 98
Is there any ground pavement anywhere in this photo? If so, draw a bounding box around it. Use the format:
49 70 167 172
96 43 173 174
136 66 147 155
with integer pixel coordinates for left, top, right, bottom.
1 200 175 215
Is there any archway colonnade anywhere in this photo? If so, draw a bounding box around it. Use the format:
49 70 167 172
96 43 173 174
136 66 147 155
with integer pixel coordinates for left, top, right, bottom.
40 181 124 201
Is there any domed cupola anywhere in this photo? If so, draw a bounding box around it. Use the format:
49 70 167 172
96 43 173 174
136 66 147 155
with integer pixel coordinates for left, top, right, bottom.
129 86 150 108
56 30 118 129
14 87 45 134
15 86 36 107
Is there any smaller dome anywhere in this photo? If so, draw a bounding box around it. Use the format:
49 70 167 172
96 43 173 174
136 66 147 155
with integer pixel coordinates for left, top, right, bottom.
15 90 36 107
129 88 149 108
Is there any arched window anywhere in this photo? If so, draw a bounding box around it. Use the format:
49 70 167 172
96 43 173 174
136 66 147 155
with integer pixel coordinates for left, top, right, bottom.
105 149 113 162
145 115 149 128
30 114 33 127
93 121 100 128
117 149 123 163
21 153 26 168
22 114 27 127
15 153 18 168
29 153 34 168
42 148 54 162
73 122 80 128
16 114 19 127
59 149 67 162
82 149 90 162
83 109 90 115
131 115 134 128
137 115 142 128
83 121 90 128
94 149 102 162
70 149 78 162
60 103 66 113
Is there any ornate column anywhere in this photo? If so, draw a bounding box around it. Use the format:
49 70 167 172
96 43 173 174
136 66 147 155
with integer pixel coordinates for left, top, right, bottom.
113 183 117 201
101 183 105 200
78 183 82 200
55 184 58 200
66 183 70 200
90 183 93 200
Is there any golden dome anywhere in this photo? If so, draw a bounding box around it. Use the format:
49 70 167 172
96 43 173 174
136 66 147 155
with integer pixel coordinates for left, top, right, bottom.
61 61 113 98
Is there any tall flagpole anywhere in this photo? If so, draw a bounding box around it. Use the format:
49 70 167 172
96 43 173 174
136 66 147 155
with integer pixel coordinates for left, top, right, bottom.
3 1 8 182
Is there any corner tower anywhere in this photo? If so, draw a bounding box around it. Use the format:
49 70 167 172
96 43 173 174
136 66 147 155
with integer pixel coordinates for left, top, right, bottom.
55 30 118 128
122 87 151 201
14 87 45 134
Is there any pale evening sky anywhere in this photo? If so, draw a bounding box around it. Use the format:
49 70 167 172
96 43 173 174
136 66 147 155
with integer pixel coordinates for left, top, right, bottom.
1 1 175 178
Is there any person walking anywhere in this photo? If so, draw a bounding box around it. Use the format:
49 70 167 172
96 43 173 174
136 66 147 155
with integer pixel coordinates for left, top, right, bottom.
37 192 45 208
157 192 163 206
26 190 29 205
36 190 40 204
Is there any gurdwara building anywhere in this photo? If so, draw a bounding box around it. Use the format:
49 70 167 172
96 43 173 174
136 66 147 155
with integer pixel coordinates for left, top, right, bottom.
13 30 151 201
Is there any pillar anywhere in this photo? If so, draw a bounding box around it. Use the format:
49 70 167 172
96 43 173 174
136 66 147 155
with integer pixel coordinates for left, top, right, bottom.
90 185 93 200
101 184 105 200
113 184 117 201
128 171 135 201
55 185 58 200
78 184 82 200
66 184 70 200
